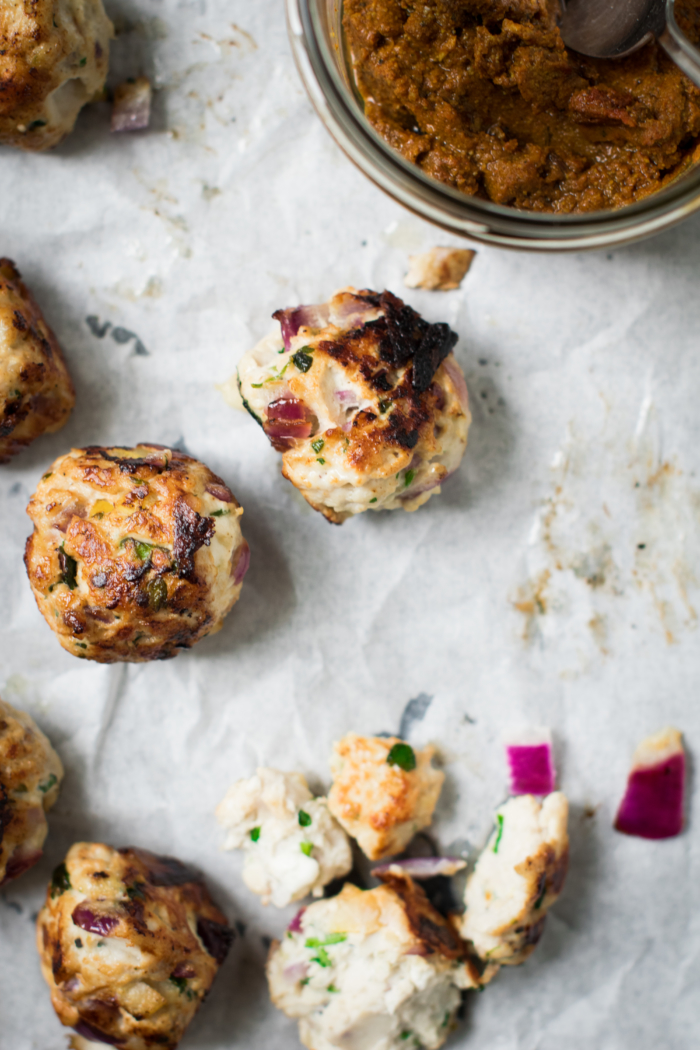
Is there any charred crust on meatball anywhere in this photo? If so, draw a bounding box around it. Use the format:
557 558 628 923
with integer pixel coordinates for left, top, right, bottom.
173 499 215 579
377 871 466 960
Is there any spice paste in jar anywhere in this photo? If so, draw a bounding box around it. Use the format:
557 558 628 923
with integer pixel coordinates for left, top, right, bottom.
343 0 700 211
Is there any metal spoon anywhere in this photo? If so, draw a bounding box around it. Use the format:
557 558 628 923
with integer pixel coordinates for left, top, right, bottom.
558 0 700 87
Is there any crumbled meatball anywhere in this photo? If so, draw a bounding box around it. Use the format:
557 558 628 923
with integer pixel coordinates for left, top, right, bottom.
268 871 484 1050
404 248 476 292
37 842 234 1050
216 768 352 907
236 287 470 523
0 697 63 886
458 793 569 967
0 0 112 151
24 444 250 663
0 259 74 462
328 735 444 861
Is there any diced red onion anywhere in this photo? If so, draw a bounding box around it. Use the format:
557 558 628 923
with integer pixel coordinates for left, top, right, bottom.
335 390 358 404
53 502 87 533
264 398 315 449
283 961 309 983
372 857 467 878
405 944 431 956
615 730 685 840
400 469 454 501
196 917 234 964
111 77 151 133
442 355 469 412
232 541 250 585
206 483 234 503
72 904 120 937
273 305 330 350
330 293 382 330
506 732 556 796
287 907 306 934
74 1021 121 1046
171 961 196 979
1 845 43 886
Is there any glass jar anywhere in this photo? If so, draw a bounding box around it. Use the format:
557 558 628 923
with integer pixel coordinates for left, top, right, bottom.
286 0 700 250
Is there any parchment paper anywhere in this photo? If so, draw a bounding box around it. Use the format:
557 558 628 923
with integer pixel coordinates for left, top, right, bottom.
0 1 698 1047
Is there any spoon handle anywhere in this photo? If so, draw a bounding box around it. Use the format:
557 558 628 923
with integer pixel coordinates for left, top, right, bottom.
660 0 700 88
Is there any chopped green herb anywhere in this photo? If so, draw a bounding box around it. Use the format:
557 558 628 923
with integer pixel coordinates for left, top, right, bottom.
39 773 58 794
369 497 378 503
300 841 314 857
316 457 326 465
400 1032 412 1040
534 884 546 910
135 541 153 560
240 384 263 426
131 477 145 484
58 543 78 590
251 382 263 388
51 862 71 898
492 813 504 854
170 975 188 993
75 642 87 649
75 938 83 948
250 826 261 842
404 470 415 488
305 934 347 947
327 984 339 993
28 119 47 130
97 940 106 947
127 883 146 901
386 742 416 772
378 400 391 413
300 976 310 986
42 472 52 479
441 1011 451 1028
148 577 168 611
311 947 331 967
298 810 312 827
292 349 313 373
79 56 87 65
210 509 230 517
311 439 325 454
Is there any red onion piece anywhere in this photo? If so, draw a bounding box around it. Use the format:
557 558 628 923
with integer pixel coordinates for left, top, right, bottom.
287 907 306 934
335 390 358 404
72 903 119 937
206 483 234 503
171 961 196 979
331 295 381 330
273 304 330 350
1 845 43 886
196 917 234 964
52 502 87 533
232 541 250 585
111 77 151 133
614 728 685 840
264 398 315 449
442 355 469 412
283 961 309 983
372 857 466 878
405 943 431 956
74 1021 121 1046
507 736 556 796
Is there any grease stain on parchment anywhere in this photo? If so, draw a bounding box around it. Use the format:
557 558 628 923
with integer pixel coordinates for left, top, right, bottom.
512 395 699 670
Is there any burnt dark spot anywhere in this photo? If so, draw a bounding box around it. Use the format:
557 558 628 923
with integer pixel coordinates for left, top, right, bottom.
197 917 234 964
63 611 85 635
524 915 547 946
173 499 215 579
12 310 27 331
91 871 109 879
123 847 200 887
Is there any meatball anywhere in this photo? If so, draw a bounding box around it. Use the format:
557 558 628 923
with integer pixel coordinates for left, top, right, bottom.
0 259 75 462
0 697 63 886
268 871 484 1050
236 288 470 523
328 735 444 861
216 768 352 907
24 444 250 663
0 0 112 151
458 793 569 967
37 842 234 1050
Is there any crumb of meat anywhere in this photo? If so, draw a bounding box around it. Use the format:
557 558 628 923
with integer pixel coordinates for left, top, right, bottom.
404 248 476 291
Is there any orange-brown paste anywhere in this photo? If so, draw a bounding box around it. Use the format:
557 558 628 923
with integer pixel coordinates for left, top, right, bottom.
344 0 700 211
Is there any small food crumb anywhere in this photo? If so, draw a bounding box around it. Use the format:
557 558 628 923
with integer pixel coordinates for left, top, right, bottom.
404 247 476 292
111 77 152 133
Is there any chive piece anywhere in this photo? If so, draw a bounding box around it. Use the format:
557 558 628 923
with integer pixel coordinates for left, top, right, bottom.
492 813 504 853
292 350 313 373
28 119 47 130
75 642 87 649
251 382 263 388
369 497 377 503
300 841 313 857
300 976 310 986
39 773 58 794
42 472 52 479
135 541 153 561
327 984 339 993
441 1011 451 1028
250 826 261 842
534 884 546 910
400 1033 412 1041
170 975 188 993
75 938 83 948
311 947 331 967
305 934 346 947
148 577 168 611
298 810 312 827
51 862 71 898
386 742 416 771
379 400 391 413
404 470 415 488
58 543 78 590
316 458 326 465
79 56 87 65
311 439 325 454
210 509 230 517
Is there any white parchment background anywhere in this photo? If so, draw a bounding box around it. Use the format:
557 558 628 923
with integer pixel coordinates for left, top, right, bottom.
0 1 698 1047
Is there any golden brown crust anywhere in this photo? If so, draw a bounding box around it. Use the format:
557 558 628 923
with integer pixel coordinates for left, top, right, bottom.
37 842 233 1050
376 870 465 961
0 0 113 151
24 445 248 662
0 258 74 462
0 696 63 886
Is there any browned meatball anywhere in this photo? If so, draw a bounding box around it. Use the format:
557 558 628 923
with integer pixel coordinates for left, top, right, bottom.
24 444 250 663
0 259 75 462
37 842 234 1050
0 697 63 886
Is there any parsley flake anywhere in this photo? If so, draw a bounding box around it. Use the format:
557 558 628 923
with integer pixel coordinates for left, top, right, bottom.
327 984 339 993
170 975 188 993
305 934 347 947
292 349 313 373
210 509 230 517
404 470 415 488
311 439 325 454
251 382 263 388
298 810 312 827
39 774 58 793
492 813 504 854
300 841 313 857
51 862 71 898
386 742 416 771
316 458 326 465
250 826 261 842
369 497 377 503
378 400 391 413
